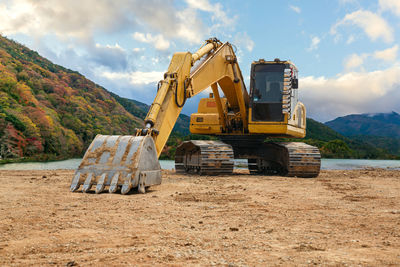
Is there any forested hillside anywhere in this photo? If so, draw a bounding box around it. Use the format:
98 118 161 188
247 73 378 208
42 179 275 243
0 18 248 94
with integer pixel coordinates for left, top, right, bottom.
305 119 395 159
325 112 400 158
0 35 142 161
326 112 400 137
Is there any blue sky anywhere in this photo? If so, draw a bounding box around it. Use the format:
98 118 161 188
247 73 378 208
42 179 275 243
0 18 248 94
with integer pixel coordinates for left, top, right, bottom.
1 0 400 122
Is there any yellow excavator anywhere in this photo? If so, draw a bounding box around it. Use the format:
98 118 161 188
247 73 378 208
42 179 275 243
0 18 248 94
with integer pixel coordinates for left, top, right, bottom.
70 38 321 194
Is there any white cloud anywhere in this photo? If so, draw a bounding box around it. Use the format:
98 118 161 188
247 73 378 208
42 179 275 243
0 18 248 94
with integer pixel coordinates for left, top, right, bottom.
132 32 170 51
0 0 136 42
307 36 320 51
346 35 355 44
373 45 398 62
102 70 163 85
331 10 394 43
301 66 400 121
95 43 125 52
289 5 301 14
233 32 255 52
132 47 145 52
379 0 400 16
185 0 236 28
0 0 234 45
344 53 367 70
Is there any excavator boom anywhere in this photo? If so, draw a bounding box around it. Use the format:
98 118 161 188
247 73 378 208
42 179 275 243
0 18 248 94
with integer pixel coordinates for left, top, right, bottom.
70 38 248 194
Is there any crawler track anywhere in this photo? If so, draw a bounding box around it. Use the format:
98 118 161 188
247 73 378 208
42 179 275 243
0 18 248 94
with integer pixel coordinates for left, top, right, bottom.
175 140 234 175
279 142 321 177
247 142 321 177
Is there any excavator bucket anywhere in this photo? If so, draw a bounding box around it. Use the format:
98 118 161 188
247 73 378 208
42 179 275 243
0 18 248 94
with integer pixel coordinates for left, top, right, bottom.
70 135 161 194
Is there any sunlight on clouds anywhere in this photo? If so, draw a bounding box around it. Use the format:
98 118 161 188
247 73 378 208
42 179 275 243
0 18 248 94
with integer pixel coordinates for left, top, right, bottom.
379 0 400 16
132 47 145 52
185 0 236 28
331 10 394 43
373 45 398 62
102 70 163 85
0 0 133 42
0 0 232 45
344 53 367 70
301 66 400 121
95 43 125 52
132 32 170 51
343 45 398 71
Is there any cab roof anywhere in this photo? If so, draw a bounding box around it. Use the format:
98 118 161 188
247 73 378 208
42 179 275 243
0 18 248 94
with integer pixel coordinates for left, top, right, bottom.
252 58 298 72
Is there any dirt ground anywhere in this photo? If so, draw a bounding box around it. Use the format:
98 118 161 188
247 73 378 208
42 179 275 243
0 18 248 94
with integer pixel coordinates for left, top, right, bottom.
0 169 399 266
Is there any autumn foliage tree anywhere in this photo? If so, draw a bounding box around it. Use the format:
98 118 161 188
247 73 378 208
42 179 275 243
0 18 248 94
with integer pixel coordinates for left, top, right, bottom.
0 35 142 161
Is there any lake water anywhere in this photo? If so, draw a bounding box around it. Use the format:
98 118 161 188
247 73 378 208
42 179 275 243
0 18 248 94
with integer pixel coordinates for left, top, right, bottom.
0 158 399 171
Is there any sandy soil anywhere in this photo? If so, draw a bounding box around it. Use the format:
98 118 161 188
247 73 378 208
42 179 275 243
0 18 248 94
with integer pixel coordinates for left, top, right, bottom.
0 169 399 266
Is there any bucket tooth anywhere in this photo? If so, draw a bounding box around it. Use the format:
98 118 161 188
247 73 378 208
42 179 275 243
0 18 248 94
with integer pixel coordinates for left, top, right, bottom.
109 172 120 193
138 179 146 194
70 172 81 192
121 174 132 195
82 173 94 193
71 135 162 195
95 173 107 194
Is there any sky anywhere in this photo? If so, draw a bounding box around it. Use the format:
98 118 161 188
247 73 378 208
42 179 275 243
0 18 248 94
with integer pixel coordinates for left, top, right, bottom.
1 0 400 122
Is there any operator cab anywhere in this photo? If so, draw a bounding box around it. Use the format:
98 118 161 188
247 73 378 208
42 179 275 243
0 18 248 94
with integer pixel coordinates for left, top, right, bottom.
250 58 298 122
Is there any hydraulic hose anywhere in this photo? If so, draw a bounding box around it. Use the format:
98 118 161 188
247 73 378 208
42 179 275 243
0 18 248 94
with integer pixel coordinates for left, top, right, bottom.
175 79 187 108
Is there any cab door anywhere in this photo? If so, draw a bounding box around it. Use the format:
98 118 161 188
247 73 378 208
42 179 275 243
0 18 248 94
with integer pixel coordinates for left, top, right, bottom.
250 63 285 122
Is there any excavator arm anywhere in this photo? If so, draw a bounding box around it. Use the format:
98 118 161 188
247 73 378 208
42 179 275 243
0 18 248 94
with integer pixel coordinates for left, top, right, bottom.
70 38 249 194
143 38 249 157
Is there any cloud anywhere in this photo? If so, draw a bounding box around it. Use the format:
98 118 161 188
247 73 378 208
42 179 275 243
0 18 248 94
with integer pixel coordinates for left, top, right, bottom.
331 10 394 43
233 32 255 52
342 45 398 71
344 53 367 70
0 0 135 43
133 47 145 52
346 35 355 44
379 0 400 16
132 32 170 51
289 5 301 13
185 0 236 28
90 43 128 70
373 45 398 62
307 36 321 51
102 70 164 85
301 66 400 121
0 0 231 45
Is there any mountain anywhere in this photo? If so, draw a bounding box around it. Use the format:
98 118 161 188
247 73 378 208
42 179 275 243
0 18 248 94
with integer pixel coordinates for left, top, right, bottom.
286 118 394 159
325 112 400 157
325 111 400 137
0 35 143 161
